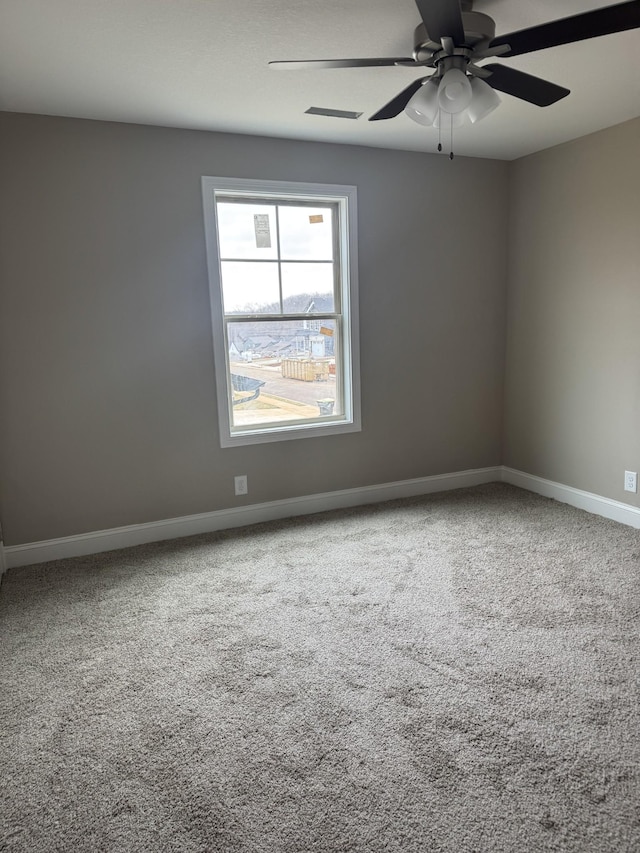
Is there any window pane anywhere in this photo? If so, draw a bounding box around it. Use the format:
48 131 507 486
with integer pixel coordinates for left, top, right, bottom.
203 176 359 445
228 319 341 429
278 206 334 260
281 263 335 313
221 262 280 315
217 202 278 260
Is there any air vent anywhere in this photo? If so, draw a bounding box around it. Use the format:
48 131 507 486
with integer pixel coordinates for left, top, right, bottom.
305 107 362 119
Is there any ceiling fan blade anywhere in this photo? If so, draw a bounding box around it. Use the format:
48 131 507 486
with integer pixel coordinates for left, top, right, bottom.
490 0 640 57
414 0 465 45
269 57 416 70
483 64 570 107
369 78 429 121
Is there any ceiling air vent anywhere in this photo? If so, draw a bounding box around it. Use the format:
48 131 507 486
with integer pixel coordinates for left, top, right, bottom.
305 107 362 119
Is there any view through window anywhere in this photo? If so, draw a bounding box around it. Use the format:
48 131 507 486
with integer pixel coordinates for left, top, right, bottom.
202 178 360 446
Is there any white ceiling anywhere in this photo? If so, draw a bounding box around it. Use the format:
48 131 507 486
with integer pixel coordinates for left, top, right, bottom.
1 0 639 160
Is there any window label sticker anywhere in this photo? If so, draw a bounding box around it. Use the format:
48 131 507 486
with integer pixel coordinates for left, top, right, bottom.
309 214 324 224
254 214 271 248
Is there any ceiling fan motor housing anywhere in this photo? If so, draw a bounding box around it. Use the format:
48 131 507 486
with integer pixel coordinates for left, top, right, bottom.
412 11 496 61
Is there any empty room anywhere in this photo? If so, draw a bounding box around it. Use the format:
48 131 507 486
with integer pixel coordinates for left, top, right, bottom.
1 1 639 851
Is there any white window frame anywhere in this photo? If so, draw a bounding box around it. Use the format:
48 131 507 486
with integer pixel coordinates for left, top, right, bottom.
201 176 361 447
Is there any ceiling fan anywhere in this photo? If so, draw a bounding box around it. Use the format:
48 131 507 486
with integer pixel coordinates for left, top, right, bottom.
270 0 640 141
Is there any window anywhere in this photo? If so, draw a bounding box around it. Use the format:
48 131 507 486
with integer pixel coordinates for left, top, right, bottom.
202 177 360 447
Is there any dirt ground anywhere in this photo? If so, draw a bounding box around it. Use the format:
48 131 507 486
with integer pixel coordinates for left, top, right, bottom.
230 360 336 407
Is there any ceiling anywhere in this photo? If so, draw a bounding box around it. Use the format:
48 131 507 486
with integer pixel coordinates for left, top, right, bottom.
1 0 639 160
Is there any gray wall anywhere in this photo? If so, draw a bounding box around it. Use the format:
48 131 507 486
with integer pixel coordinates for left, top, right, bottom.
0 113 508 546
504 117 640 506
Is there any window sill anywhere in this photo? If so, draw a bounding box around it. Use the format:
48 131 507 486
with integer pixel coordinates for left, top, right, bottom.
220 417 361 447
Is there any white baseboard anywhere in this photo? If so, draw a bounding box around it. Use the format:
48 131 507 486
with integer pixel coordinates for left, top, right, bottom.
3 466 501 569
6 466 637 572
502 467 640 529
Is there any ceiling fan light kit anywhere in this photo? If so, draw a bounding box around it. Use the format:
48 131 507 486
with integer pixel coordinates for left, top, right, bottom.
437 67 472 113
270 0 640 156
405 79 439 126
435 109 467 129
466 77 501 124
404 79 490 128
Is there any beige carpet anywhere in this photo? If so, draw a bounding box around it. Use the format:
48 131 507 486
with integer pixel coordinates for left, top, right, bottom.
1 483 638 852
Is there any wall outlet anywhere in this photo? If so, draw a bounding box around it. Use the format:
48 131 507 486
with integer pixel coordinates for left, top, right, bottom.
234 475 248 496
624 471 637 493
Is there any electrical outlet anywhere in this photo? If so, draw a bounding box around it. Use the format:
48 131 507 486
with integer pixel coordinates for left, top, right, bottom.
234 475 248 496
624 471 637 493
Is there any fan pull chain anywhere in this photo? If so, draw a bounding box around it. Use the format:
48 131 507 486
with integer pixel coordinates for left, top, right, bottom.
436 111 455 160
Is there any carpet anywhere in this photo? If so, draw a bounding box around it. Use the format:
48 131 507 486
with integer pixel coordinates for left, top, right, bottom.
1 483 638 852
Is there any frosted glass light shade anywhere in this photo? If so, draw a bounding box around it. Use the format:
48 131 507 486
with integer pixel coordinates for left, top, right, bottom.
405 79 439 126
434 110 467 129
437 68 472 114
467 77 501 123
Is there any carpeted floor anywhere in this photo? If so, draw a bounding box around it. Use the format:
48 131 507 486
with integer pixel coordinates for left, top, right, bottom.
1 483 639 852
